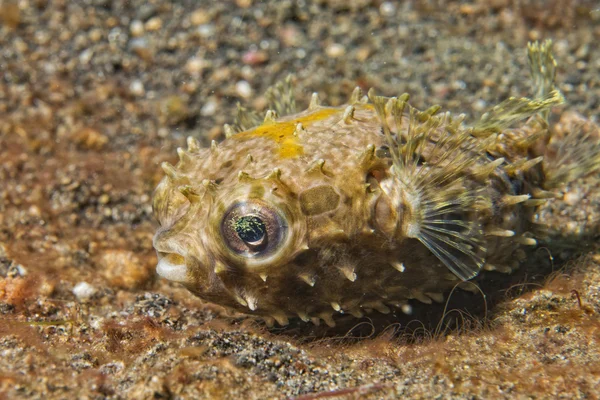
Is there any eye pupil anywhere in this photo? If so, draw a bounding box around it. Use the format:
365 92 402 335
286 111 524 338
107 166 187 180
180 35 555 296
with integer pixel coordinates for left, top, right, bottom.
220 200 288 259
234 215 266 243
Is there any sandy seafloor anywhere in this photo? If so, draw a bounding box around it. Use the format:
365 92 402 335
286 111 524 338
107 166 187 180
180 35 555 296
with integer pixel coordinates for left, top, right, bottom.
1 0 600 399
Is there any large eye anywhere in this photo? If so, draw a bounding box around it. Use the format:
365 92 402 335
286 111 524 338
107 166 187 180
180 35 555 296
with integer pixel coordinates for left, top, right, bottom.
220 200 288 258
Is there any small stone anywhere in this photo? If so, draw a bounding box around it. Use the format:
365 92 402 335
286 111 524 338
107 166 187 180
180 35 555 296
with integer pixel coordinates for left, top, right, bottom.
0 2 20 30
242 49 269 65
185 57 206 75
240 65 256 80
28 205 41 218
89 29 103 42
575 44 589 59
145 17 163 32
181 81 198 94
473 99 487 112
528 29 541 41
236 0 252 8
279 25 303 47
79 49 93 65
355 46 370 62
160 96 189 126
0 277 29 305
72 127 109 151
235 80 253 99
459 4 478 15
379 2 396 17
563 190 583 206
129 37 153 61
130 20 145 37
38 278 55 297
326 43 345 58
566 221 580 234
401 304 413 315
398 25 410 39
129 79 145 97
73 282 97 301
196 24 215 38
201 99 218 116
190 9 209 25
99 250 153 289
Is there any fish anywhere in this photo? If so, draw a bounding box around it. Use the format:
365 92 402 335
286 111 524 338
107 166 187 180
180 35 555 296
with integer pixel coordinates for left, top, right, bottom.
152 41 600 327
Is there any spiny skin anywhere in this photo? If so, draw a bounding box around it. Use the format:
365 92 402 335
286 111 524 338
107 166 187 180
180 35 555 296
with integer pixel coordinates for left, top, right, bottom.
152 42 600 327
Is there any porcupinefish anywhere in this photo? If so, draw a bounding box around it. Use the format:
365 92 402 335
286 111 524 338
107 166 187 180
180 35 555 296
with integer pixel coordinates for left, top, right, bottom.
152 41 600 327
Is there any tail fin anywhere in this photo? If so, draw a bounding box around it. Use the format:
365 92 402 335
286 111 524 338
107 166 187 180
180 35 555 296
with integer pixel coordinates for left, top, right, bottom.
542 112 600 189
526 42 600 189
472 40 599 189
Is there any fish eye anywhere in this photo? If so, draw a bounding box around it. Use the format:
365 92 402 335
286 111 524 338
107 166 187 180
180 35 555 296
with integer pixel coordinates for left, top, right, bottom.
220 200 288 258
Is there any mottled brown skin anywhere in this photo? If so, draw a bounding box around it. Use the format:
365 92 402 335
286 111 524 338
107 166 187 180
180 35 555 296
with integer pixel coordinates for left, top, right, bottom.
152 42 600 327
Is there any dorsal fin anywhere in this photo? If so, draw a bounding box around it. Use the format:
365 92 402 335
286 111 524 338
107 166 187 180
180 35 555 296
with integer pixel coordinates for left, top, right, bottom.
265 74 297 117
234 103 262 132
474 40 564 135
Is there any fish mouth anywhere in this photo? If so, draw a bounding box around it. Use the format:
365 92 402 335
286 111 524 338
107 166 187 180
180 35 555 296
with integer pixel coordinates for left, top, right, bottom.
156 252 189 283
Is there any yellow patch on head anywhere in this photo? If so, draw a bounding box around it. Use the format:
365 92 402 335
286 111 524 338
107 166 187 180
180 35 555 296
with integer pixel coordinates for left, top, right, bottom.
236 108 339 158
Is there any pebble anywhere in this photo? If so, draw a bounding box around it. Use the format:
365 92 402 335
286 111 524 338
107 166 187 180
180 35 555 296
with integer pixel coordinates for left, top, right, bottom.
355 46 371 62
235 80 253 99
201 99 218 117
99 250 152 289
242 49 269 65
397 25 410 39
79 49 93 65
73 127 109 150
73 282 97 301
236 0 252 8
129 37 149 52
190 9 209 25
473 99 487 112
89 29 103 42
196 24 216 38
0 2 20 30
379 2 396 17
240 65 256 80
326 43 346 58
129 79 145 97
565 220 581 235
185 57 205 75
98 194 110 205
161 95 189 126
130 20 145 37
145 17 163 32
28 205 41 218
279 25 303 47
181 81 198 94
563 190 583 206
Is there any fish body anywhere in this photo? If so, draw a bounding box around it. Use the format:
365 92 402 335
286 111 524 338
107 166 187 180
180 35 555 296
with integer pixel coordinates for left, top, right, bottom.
152 42 600 327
